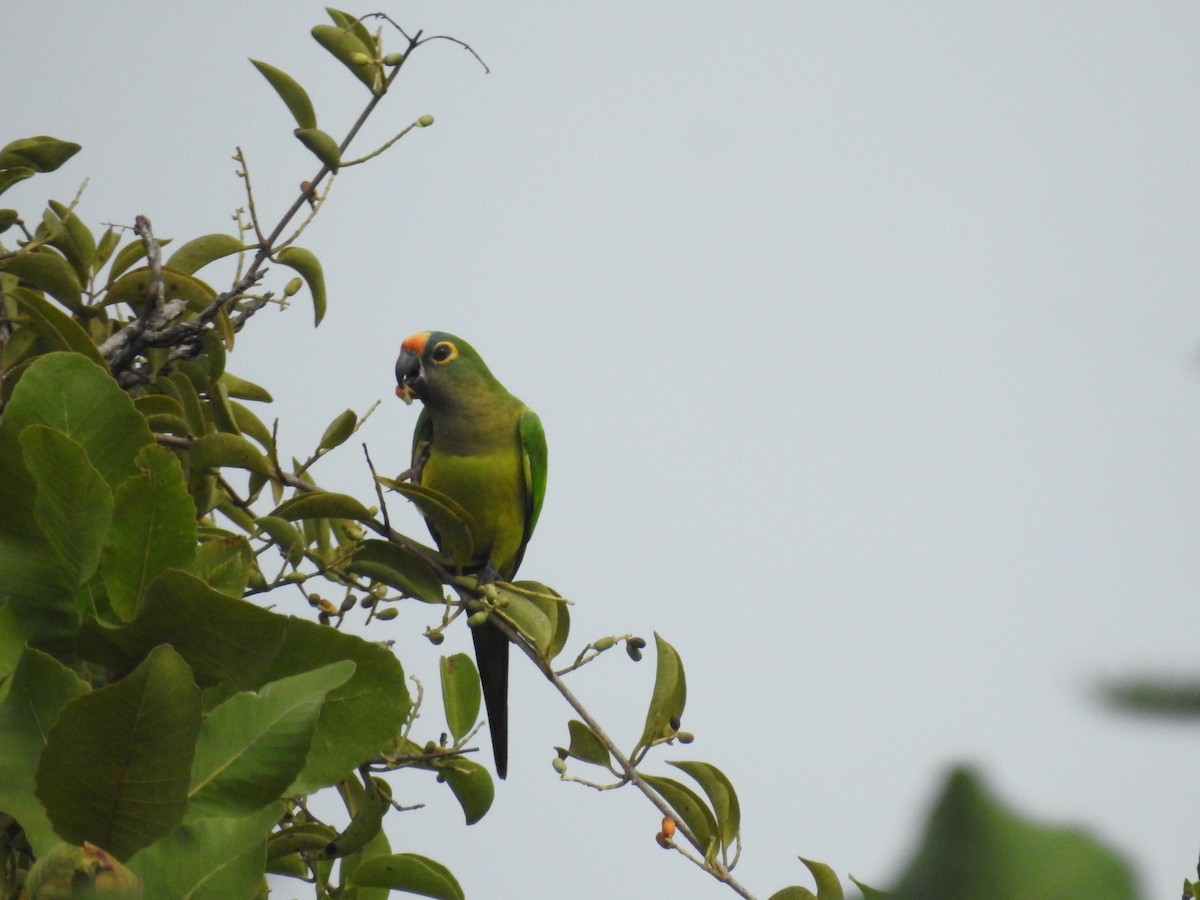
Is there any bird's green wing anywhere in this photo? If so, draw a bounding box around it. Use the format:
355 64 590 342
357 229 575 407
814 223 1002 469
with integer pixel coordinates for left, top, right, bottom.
518 408 547 542
411 405 433 468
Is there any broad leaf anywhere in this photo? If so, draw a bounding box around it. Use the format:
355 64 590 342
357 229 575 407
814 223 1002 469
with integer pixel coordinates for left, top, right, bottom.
430 757 493 826
638 633 687 747
642 774 717 856
0 136 81 172
164 233 244 275
440 653 480 743
36 644 202 859
346 539 444 604
251 60 318 129
273 490 374 523
188 661 355 819
274 245 327 325
666 760 740 853
0 648 90 854
349 853 465 900
0 249 83 310
564 719 611 768
191 535 253 598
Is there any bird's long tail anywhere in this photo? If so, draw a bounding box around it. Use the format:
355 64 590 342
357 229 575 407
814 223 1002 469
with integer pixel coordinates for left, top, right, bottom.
472 620 509 780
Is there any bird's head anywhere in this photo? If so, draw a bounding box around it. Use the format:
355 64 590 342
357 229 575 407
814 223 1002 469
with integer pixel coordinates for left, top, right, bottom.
394 331 493 407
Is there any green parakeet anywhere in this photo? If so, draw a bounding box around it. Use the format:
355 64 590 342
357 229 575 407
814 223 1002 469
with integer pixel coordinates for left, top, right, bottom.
394 330 547 779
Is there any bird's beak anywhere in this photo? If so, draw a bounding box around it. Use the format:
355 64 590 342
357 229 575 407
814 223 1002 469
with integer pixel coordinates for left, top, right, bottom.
394 348 422 405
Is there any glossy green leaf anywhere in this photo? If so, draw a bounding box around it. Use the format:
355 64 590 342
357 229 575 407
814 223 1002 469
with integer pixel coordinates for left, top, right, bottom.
273 490 374 523
349 853 465 900
797 858 844 900
128 802 279 900
0 167 34 197
431 756 494 827
320 408 357 450
12 287 106 363
274 245 327 325
189 432 274 476
638 633 687 747
0 648 90 854
255 515 305 567
294 126 341 172
892 767 1138 900
0 249 83 310
346 539 444 604
666 760 740 853
379 478 476 560
642 774 717 856
101 444 197 620
191 535 253 598
564 719 611 768
36 644 201 859
79 569 409 794
311 24 380 94
165 233 244 276
0 136 81 172
188 661 355 819
21 425 114 587
440 653 480 743
251 60 317 129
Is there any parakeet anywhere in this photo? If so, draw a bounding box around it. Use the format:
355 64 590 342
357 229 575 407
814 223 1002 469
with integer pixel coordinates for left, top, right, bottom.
394 331 547 780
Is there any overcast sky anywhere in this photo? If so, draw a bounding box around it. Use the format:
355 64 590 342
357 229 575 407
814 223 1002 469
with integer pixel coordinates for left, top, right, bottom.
7 3 1200 897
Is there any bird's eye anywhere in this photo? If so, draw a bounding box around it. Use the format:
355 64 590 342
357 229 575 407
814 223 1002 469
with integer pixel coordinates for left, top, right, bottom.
431 341 457 363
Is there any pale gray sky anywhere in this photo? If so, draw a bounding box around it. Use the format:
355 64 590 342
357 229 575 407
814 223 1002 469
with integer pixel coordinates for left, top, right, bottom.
7 3 1199 897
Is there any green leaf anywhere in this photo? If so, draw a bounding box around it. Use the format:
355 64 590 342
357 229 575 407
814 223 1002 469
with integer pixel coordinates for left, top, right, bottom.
218 371 273 402
0 648 90 854
0 531 78 653
768 889 818 900
440 653 480 743
164 233 244 276
11 286 106 363
431 756 494 826
0 602 23 683
101 444 197 620
273 490 374 523
189 431 274 476
0 249 83 310
346 539 444 603
349 853 465 900
274 245 327 326
891 767 1138 900
294 126 342 172
320 408 357 450
36 644 202 859
0 208 17 233
251 60 318 129
0 167 34 197
666 760 740 853
0 136 81 172
106 239 149 285
102 264 216 314
229 400 273 448
255 516 305 567
21 425 114 587
47 200 96 282
564 719 611 768
191 535 253 598
510 580 569 659
0 352 153 537
79 569 409 794
128 802 279 900
311 23 381 94
188 661 356 819
94 226 120 273
849 876 890 899
495 588 553 655
326 7 376 52
638 633 687 747
379 478 476 560
642 774 717 856
797 858 844 900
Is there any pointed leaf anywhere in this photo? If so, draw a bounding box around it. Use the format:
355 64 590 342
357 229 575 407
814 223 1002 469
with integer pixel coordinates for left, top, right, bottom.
849 876 890 899
0 167 35 196
495 588 553 655
102 265 216 313
0 249 83 310
511 580 569 659
251 60 318 129
255 515 305 567
349 853 465 900
189 431 273 476
102 445 197 620
273 490 374 523
294 127 341 172
164 233 244 276
346 539 444 604
274 245 327 326
0 648 90 854
46 200 96 282
311 24 380 94
638 633 687 747
320 408 357 450
36 645 202 859
188 661 356 818
565 719 611 768
798 858 844 900
218 371 273 402
667 760 740 853
11 287 106 363
440 653 480 743
431 757 494 826
379 478 476 559
642 774 717 855
768 889 818 900
0 136 81 172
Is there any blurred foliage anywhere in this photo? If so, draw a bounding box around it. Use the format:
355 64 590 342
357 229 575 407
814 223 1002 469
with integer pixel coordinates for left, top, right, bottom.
0 8 1164 900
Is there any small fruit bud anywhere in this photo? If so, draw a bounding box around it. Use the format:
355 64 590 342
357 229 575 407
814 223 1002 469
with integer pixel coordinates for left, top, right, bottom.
677 731 695 744
339 596 357 614
626 642 643 662
360 595 377 608
592 636 615 651
656 831 672 849
283 276 304 296
661 816 676 838
425 630 445 645
467 610 489 627
417 114 434 127
383 52 404 66
375 607 398 621
669 714 682 731
350 51 373 66
552 757 567 774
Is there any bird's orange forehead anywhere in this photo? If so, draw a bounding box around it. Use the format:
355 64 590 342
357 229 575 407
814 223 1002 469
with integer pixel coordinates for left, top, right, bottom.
401 331 430 354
